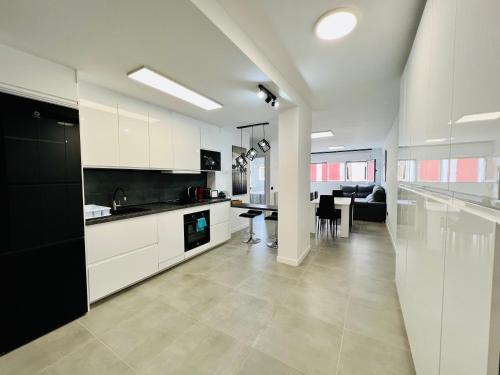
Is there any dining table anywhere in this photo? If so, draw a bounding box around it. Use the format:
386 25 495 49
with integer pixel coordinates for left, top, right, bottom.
310 197 352 238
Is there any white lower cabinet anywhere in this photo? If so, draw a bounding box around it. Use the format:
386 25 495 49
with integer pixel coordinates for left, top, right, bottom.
158 210 184 267
211 221 230 246
86 202 231 303
88 244 159 302
86 215 157 264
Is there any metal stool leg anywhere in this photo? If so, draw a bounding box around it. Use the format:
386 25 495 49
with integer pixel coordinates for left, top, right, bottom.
242 217 261 244
267 220 278 248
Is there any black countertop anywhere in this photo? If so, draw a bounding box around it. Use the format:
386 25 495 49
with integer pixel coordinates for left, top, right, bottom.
85 198 231 226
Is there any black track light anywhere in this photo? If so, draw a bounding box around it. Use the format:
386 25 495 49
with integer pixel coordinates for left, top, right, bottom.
257 84 279 109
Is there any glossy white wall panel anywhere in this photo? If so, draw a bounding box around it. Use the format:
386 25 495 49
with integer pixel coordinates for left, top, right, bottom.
439 206 497 375
450 0 500 208
118 106 149 168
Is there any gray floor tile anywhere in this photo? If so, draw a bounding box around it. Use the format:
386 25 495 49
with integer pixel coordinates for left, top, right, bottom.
0 322 93 375
38 339 134 375
253 307 342 375
237 348 304 375
338 330 415 375
200 290 275 344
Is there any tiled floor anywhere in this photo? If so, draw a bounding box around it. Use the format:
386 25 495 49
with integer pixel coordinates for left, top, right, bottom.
0 218 415 375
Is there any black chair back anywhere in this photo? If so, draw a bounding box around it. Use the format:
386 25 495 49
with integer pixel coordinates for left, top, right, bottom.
310 192 314 201
332 189 343 197
314 191 318 199
317 195 338 221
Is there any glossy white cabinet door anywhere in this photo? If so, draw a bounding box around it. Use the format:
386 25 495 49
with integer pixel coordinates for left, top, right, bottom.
88 244 159 302
149 110 174 169
79 101 119 167
210 201 230 226
201 123 221 151
86 215 158 264
211 221 230 246
440 206 497 375
118 106 149 168
157 210 184 263
404 188 447 375
172 113 200 170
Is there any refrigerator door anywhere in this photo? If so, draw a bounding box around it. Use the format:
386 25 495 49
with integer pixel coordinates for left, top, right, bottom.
0 93 87 355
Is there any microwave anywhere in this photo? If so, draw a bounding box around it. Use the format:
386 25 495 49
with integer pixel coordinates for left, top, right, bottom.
200 149 221 171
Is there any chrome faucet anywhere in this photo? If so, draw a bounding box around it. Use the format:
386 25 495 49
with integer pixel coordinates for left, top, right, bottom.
112 187 127 210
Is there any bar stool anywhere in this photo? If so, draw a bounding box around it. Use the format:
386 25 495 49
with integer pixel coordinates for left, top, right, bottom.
265 212 278 248
239 210 262 244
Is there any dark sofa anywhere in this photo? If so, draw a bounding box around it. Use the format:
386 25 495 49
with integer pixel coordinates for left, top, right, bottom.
340 184 387 222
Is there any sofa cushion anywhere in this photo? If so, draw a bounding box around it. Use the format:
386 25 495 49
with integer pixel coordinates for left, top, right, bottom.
371 186 386 202
340 185 357 197
357 185 375 198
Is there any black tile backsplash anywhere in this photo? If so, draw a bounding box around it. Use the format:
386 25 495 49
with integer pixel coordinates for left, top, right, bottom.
83 168 207 207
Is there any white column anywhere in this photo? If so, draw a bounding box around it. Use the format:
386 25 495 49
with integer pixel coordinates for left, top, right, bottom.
277 105 312 266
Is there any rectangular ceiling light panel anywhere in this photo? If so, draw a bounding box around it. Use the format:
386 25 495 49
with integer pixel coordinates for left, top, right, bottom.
128 67 222 111
456 111 500 124
311 131 334 139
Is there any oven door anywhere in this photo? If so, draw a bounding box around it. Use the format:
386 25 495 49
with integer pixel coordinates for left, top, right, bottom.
184 210 210 251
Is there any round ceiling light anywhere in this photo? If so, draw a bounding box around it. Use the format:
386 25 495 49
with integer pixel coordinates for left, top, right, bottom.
315 10 357 40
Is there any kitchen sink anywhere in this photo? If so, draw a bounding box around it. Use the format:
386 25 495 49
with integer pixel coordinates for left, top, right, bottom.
110 206 149 215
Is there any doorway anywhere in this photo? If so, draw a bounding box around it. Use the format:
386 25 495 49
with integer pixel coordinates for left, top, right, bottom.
250 156 266 203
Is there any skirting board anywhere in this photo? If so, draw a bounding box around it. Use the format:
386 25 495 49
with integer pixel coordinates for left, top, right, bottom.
277 246 311 267
385 219 397 253
231 223 248 234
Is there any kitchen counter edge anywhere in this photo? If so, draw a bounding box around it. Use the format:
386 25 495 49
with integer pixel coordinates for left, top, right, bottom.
85 198 232 226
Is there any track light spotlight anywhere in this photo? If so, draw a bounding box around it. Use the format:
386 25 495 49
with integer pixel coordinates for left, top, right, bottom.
257 84 279 108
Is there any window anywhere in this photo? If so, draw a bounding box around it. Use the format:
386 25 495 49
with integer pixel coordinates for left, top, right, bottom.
310 163 327 182
449 157 485 182
418 159 441 182
327 162 345 181
345 160 376 182
398 160 416 182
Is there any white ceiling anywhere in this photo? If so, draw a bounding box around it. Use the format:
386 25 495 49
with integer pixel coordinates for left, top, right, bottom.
217 0 425 151
0 0 288 128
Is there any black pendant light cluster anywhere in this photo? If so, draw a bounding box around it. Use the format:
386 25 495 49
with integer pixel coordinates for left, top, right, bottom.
257 85 279 108
234 122 271 171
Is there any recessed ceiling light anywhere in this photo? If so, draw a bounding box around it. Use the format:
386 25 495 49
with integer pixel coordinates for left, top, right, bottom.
424 137 455 143
328 145 345 150
311 131 334 139
127 66 222 111
456 111 500 124
315 10 357 41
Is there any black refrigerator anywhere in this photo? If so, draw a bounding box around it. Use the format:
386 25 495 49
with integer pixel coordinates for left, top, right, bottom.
0 92 88 355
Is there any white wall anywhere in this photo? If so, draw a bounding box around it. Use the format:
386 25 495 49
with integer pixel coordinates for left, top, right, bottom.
382 117 399 244
310 148 383 195
0 44 77 106
393 0 500 374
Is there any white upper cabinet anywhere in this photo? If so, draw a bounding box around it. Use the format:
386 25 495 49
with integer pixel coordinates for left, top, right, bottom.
79 99 120 167
201 123 221 151
172 113 201 170
149 109 174 169
118 105 149 168
78 82 207 171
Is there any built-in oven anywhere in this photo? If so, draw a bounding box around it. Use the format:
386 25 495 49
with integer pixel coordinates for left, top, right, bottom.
184 210 210 251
